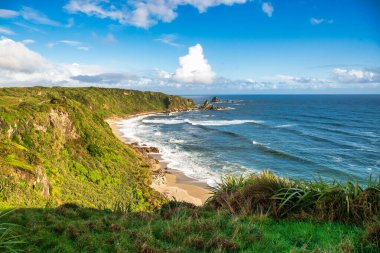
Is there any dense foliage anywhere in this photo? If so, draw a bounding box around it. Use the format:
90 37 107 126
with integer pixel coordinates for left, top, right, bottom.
0 87 195 210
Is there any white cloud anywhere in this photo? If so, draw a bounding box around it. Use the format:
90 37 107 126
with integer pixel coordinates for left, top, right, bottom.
22 39 35 44
1 38 378 93
0 37 101 86
0 26 15 35
310 17 333 25
59 40 82 46
65 0 248 28
174 44 216 84
155 34 182 47
20 6 60 26
334 68 377 83
0 37 50 72
0 9 19 18
262 2 273 17
48 40 90 51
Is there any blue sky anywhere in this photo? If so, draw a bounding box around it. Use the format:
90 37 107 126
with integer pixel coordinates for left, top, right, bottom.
0 0 379 94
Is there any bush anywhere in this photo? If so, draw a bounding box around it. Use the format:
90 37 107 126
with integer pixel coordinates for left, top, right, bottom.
208 171 380 223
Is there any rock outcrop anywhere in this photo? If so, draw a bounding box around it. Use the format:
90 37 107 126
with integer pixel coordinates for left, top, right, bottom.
211 96 220 103
199 99 227 111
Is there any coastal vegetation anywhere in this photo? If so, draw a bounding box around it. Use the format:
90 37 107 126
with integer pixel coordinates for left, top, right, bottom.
0 87 195 210
209 171 380 224
0 87 379 252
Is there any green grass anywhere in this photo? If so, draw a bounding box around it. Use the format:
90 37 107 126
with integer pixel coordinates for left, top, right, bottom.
2 204 378 253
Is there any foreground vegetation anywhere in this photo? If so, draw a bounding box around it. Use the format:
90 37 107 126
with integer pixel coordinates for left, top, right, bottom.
2 203 379 253
1 172 379 252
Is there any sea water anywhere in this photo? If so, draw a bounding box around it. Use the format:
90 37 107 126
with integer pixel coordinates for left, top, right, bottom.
118 95 380 186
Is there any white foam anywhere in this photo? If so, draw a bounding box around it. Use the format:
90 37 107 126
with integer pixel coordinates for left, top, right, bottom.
117 114 153 143
185 119 264 126
116 114 258 187
142 119 185 125
142 118 264 127
252 140 268 146
275 124 296 128
169 138 185 144
116 115 221 186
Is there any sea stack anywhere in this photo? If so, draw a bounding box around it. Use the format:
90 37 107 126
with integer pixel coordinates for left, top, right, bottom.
211 96 221 103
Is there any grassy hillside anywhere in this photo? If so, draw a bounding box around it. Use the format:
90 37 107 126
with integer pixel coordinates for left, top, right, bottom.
0 87 195 210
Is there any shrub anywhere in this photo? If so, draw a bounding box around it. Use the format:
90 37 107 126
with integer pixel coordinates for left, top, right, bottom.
208 171 380 223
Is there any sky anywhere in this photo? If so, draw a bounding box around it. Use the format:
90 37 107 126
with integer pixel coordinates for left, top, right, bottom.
0 0 379 94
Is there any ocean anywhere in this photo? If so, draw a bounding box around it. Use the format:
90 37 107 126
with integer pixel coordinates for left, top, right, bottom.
118 95 380 186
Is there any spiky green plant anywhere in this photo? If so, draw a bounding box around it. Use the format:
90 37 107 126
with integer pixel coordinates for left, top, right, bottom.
209 171 380 223
0 210 24 253
210 175 249 195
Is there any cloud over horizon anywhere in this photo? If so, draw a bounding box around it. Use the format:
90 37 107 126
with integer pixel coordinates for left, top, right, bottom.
0 37 379 93
0 37 102 86
174 44 216 84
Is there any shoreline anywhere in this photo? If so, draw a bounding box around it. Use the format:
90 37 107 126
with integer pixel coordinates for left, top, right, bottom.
106 113 211 206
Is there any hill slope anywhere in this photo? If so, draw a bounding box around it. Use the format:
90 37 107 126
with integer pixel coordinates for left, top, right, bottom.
0 87 195 211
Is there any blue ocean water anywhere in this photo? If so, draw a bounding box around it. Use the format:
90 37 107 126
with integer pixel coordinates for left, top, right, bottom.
119 95 380 186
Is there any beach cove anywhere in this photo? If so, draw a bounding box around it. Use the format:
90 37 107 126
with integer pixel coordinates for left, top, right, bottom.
106 114 211 206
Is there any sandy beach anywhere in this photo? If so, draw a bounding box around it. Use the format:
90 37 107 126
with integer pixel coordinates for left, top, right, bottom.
106 114 211 206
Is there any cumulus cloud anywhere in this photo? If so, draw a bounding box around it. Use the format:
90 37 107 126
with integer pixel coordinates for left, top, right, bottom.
174 44 216 84
0 9 19 18
0 37 48 72
333 68 378 83
262 2 273 17
0 26 15 35
0 37 101 86
65 0 248 28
